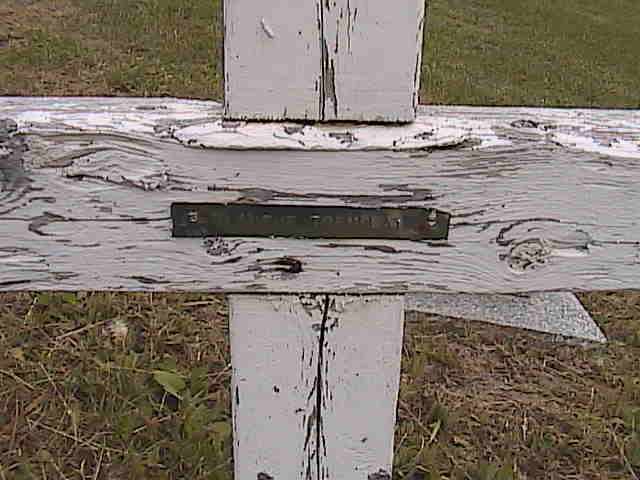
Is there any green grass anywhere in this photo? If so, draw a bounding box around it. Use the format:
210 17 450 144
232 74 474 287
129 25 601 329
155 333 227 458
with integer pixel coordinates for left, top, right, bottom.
0 0 224 98
1 0 638 106
1 0 640 478
1 292 233 479
422 0 640 107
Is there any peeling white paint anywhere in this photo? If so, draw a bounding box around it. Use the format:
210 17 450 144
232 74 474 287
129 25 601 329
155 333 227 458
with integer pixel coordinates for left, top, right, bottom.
170 116 506 151
550 132 640 159
3 98 640 158
10 97 220 136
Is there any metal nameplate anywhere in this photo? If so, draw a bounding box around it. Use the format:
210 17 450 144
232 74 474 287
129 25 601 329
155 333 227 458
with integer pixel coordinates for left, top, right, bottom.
171 203 450 240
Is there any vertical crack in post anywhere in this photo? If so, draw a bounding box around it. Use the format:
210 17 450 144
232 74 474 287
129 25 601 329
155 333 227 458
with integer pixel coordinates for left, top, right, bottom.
317 1 326 120
346 0 352 53
315 294 330 480
413 11 426 112
317 0 338 120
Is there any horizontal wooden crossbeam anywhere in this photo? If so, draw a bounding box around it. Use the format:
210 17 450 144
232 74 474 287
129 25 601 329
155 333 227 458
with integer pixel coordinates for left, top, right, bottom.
1 97 639 293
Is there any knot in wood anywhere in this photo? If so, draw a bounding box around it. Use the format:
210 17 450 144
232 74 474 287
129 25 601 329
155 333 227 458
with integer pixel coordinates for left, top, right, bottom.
505 238 552 273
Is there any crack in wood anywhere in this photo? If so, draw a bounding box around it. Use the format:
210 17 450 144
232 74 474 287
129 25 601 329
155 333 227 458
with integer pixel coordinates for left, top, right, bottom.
129 275 170 285
249 256 304 276
0 279 33 288
234 185 435 205
64 172 166 192
495 217 566 246
314 294 330 480
317 1 326 121
413 12 425 112
345 0 352 53
271 256 304 273
28 212 67 236
318 243 443 258
17 212 170 236
318 0 338 121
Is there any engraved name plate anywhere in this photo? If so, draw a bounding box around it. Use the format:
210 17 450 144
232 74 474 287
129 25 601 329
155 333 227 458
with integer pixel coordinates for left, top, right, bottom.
171 203 450 240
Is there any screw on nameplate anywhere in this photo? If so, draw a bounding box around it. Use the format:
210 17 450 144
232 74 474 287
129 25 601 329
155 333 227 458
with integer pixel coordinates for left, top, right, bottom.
171 203 450 240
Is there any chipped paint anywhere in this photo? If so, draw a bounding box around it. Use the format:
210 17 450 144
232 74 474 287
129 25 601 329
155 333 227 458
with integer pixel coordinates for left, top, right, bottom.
169 115 503 151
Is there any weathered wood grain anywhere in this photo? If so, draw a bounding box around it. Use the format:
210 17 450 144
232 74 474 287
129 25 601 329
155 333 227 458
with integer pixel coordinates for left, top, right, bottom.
1 97 639 293
223 0 424 122
229 294 403 480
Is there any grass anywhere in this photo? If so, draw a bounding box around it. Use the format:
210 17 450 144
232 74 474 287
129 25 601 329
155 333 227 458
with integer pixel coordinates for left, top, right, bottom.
1 0 639 478
2 292 640 479
1 0 638 106
0 0 224 98
422 0 640 107
1 293 233 479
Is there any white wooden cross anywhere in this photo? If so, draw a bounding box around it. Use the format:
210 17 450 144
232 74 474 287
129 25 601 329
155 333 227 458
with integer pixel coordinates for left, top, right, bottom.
1 1 639 480
225 3 424 478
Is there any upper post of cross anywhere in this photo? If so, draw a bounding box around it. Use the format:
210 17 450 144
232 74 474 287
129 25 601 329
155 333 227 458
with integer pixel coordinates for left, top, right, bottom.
223 0 426 123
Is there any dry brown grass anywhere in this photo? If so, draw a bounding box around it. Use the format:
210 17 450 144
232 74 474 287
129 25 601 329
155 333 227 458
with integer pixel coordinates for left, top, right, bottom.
1 292 639 479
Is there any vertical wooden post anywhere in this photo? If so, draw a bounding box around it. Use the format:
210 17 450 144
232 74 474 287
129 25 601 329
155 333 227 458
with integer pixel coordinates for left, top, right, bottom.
224 1 422 476
224 0 425 122
229 294 404 480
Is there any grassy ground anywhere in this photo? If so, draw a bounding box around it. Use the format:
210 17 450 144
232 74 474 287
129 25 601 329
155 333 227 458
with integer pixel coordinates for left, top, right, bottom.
1 0 640 479
1 0 639 106
2 292 640 479
0 0 224 99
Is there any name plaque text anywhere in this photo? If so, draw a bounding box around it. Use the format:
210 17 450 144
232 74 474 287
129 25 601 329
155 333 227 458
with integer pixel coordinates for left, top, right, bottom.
171 203 450 240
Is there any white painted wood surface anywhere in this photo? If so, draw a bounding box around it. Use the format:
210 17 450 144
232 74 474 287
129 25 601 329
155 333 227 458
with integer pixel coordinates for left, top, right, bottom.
230 294 404 480
1 98 640 293
224 1 320 121
223 0 424 122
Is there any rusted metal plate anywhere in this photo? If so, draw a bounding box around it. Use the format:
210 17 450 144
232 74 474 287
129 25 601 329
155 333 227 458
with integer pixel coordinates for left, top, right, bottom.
171 203 450 240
